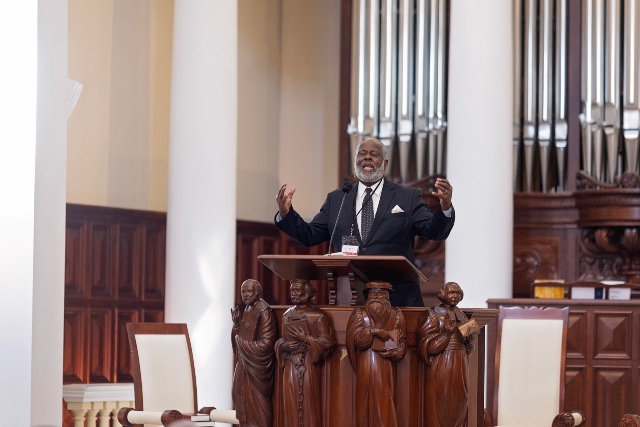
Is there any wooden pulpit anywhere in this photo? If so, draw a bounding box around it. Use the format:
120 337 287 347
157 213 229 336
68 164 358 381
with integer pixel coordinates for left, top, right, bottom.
257 254 428 305
271 306 497 427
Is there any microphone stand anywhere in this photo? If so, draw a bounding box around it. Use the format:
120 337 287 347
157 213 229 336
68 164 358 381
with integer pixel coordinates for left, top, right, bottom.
327 180 353 255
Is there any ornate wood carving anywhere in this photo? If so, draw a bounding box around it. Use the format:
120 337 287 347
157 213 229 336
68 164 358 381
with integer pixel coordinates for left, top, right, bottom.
513 193 580 297
271 306 494 427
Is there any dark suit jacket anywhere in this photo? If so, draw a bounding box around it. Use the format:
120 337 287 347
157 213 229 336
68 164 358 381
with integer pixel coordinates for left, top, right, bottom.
275 181 455 263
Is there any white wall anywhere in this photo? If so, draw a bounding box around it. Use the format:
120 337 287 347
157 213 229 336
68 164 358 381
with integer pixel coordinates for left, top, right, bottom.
67 0 341 219
67 0 172 211
276 0 341 220
236 0 341 222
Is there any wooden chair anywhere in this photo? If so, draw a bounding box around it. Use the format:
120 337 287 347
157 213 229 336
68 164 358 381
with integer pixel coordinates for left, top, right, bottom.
117 322 238 426
484 306 585 427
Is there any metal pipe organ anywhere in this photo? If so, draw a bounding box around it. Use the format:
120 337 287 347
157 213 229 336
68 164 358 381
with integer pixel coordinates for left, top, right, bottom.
581 0 640 186
348 0 448 183
514 0 640 192
514 0 569 192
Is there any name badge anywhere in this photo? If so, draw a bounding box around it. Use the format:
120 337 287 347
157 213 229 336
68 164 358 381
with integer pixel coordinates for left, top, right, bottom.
342 235 358 256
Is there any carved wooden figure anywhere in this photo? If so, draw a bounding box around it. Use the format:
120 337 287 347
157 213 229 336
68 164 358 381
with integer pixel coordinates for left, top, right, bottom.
418 282 475 427
231 279 277 427
274 279 336 427
346 281 407 427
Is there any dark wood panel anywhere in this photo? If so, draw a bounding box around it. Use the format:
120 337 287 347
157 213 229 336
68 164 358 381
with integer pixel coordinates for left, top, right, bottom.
63 307 86 383
116 309 139 383
89 308 112 383
64 221 86 297
64 204 166 386
566 310 587 359
144 226 166 301
565 367 586 418
90 223 113 298
595 368 632 427
117 225 141 299
594 311 633 359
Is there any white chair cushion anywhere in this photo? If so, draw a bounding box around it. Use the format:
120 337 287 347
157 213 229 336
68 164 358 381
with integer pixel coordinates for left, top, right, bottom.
136 334 195 414
497 318 563 427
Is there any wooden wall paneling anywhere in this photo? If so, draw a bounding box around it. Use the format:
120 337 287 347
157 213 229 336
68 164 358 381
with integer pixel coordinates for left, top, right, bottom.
564 367 587 419
143 225 166 301
488 299 640 427
594 311 633 359
65 204 167 388
235 220 330 306
566 310 587 359
89 308 113 383
236 221 283 305
116 224 142 300
142 309 164 323
90 222 114 298
595 367 632 427
115 309 139 383
258 235 283 305
64 220 87 297
413 239 445 307
63 307 87 383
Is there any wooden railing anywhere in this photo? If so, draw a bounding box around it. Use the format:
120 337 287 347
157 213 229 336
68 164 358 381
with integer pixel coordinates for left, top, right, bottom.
63 384 134 427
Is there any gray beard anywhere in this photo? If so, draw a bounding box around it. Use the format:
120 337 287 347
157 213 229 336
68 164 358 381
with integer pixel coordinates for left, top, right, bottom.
354 164 385 183
366 299 391 328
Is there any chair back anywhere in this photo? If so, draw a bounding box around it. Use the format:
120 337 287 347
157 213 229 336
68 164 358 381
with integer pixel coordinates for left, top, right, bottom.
126 323 198 415
492 306 569 427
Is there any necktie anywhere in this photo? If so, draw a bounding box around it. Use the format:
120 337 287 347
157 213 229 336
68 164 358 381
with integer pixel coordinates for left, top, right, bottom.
361 188 374 241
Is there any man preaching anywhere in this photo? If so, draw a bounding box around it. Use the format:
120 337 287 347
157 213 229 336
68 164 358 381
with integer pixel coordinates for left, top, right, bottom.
275 137 455 307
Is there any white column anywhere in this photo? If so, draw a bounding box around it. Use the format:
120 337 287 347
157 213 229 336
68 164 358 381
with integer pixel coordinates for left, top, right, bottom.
166 0 237 417
32 2 68 425
445 0 513 307
0 1 67 425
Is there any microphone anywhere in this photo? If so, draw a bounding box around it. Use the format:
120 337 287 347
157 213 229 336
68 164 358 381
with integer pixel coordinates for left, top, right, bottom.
327 180 353 255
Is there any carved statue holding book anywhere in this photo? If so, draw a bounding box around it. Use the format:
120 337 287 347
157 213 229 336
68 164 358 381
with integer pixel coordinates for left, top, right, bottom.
275 279 336 427
417 282 477 427
346 281 407 427
231 279 277 427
